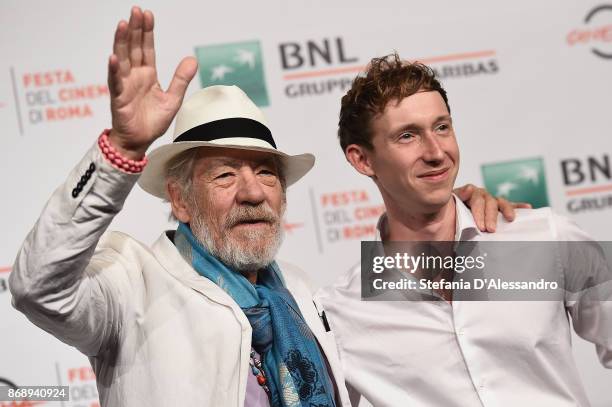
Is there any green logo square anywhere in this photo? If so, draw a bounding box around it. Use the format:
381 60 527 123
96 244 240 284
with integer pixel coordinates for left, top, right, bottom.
195 40 269 107
481 157 550 208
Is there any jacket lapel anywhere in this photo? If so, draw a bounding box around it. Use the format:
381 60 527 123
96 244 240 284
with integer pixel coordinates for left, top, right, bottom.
151 232 252 406
151 232 250 318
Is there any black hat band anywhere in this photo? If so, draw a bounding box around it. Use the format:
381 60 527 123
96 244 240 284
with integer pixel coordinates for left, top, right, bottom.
174 118 276 149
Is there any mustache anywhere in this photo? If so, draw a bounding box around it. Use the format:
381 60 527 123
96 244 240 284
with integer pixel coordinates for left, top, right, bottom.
225 204 279 228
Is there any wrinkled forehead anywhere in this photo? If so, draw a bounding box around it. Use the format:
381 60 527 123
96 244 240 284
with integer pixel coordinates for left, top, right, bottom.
193 147 279 171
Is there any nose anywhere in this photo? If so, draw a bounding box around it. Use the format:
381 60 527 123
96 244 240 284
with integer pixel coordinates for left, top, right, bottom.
421 132 445 164
235 168 266 205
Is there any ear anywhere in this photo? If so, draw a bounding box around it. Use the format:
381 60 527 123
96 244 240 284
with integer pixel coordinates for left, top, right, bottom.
345 144 376 178
167 181 192 223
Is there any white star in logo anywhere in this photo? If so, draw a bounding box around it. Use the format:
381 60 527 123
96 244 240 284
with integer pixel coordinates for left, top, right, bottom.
496 182 517 197
210 65 234 81
234 49 256 69
519 166 539 185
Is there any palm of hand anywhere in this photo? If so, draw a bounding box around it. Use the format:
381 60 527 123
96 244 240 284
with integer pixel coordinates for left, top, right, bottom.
111 67 178 146
107 7 197 157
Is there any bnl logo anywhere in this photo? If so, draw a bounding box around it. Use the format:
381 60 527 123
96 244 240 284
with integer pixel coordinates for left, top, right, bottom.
195 40 269 107
481 157 550 208
561 154 611 186
279 37 358 69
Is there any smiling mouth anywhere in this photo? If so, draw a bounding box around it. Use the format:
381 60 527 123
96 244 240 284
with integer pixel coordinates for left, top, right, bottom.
418 168 450 181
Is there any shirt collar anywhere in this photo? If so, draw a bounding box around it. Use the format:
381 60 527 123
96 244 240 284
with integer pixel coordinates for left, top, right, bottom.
375 194 482 242
453 194 482 241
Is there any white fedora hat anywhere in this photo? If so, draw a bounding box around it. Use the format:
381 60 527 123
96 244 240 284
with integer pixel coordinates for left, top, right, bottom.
138 85 315 199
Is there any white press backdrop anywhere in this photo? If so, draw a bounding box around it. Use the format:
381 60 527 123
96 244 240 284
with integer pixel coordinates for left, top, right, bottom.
1 1 611 406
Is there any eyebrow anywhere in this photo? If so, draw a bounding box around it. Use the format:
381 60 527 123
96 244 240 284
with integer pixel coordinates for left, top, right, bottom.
387 114 452 137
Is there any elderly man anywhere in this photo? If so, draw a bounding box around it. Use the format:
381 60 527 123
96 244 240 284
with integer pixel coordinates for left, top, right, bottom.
319 53 612 406
9 8 517 407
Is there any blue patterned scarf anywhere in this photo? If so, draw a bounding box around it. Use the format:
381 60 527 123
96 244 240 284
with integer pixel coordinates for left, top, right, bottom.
175 223 336 407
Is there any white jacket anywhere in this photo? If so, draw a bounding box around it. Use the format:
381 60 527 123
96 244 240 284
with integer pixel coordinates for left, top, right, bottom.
9 142 351 407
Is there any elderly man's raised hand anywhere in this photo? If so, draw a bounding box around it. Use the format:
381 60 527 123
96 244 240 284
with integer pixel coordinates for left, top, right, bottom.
107 7 198 160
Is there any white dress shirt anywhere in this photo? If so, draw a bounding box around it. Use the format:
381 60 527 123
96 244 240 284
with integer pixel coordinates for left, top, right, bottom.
318 197 612 407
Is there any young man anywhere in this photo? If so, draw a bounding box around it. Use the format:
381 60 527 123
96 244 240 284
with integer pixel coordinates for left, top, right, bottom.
318 54 612 406
8 9 515 407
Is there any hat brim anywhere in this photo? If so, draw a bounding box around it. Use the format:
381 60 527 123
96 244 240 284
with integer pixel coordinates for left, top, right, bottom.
138 141 315 199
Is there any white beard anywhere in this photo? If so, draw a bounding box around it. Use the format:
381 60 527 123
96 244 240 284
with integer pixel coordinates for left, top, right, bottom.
190 201 285 273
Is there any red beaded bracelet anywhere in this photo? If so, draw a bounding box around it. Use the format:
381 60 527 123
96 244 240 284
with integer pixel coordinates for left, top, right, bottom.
98 129 148 174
